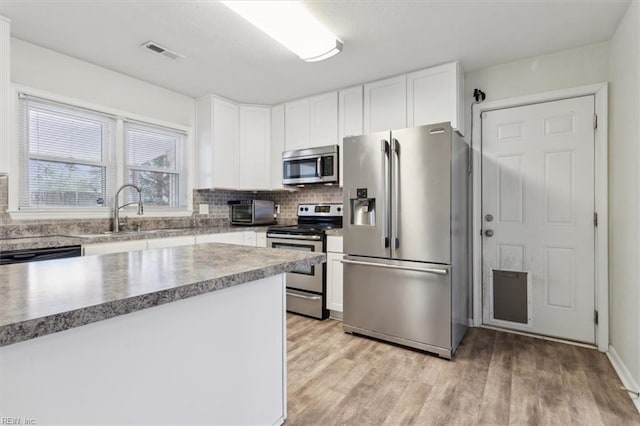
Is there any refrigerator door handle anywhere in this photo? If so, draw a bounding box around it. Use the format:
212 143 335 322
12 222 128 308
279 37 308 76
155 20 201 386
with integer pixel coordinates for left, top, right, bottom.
341 259 449 276
381 139 390 249
391 138 400 252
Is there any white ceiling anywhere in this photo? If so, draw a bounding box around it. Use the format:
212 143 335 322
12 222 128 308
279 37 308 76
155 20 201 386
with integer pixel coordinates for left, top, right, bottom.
0 0 630 105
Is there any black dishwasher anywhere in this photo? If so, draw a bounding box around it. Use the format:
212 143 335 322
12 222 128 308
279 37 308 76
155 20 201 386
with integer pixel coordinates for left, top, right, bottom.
0 246 82 265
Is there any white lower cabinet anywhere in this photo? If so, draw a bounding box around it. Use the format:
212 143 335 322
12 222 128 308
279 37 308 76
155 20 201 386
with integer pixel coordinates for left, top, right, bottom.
256 232 267 248
195 231 259 247
196 232 245 245
84 240 148 256
242 231 257 247
85 231 261 256
147 236 196 249
326 252 344 313
326 236 344 313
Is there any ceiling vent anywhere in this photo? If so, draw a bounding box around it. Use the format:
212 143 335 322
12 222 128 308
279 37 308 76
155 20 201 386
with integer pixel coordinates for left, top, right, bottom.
141 41 184 60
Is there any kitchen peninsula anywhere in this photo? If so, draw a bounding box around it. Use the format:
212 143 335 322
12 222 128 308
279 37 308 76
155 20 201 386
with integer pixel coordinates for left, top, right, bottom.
0 243 325 425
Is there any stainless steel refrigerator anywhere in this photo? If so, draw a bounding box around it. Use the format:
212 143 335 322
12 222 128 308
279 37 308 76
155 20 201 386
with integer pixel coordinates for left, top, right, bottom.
342 122 469 359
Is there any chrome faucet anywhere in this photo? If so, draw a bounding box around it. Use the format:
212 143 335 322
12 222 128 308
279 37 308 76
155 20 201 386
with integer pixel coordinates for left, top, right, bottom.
114 184 144 232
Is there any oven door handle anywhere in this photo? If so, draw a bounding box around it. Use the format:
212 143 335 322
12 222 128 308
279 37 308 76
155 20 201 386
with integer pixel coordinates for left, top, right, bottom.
286 291 322 301
266 233 322 241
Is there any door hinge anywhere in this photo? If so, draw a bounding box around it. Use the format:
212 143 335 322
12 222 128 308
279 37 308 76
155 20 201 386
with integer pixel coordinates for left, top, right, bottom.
593 114 598 130
594 212 598 227
594 310 599 325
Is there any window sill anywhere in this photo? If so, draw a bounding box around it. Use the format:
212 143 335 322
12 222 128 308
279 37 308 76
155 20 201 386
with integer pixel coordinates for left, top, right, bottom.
8 208 194 221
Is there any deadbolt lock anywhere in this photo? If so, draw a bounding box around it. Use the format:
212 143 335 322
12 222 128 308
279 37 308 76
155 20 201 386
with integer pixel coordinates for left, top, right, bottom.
485 214 494 222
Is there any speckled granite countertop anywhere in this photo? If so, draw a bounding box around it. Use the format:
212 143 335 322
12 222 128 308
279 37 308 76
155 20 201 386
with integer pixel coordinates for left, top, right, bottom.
325 229 343 237
0 226 273 251
0 244 325 347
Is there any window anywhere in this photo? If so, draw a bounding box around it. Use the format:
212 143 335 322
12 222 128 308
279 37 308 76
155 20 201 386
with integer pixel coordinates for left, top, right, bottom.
19 95 115 208
124 121 185 208
17 92 189 214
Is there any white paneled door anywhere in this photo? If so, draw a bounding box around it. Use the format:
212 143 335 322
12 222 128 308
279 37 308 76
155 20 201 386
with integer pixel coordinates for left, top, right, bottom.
482 96 596 343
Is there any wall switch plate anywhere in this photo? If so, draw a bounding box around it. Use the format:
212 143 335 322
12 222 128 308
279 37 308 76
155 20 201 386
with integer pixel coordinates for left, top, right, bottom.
275 204 281 214
199 204 209 215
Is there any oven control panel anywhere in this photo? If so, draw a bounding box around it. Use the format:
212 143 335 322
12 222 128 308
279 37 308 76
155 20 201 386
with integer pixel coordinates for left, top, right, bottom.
298 203 343 217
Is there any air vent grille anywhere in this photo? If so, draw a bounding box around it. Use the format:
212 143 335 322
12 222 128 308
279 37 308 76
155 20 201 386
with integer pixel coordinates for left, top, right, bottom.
141 41 184 60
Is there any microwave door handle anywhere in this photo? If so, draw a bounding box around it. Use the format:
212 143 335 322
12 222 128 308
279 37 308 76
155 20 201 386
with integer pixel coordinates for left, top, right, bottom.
316 157 323 178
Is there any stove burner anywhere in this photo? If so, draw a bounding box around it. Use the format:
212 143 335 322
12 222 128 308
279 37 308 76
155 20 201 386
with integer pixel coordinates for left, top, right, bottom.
268 203 342 236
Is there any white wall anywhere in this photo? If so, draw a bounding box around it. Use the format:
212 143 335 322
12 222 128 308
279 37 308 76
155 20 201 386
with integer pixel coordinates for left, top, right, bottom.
11 38 195 127
608 0 640 394
464 42 609 141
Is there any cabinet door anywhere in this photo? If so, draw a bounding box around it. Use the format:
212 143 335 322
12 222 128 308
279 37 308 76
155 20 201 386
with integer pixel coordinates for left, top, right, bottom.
196 96 214 188
309 92 338 147
339 86 363 188
196 232 244 245
285 99 310 151
326 236 343 253
213 97 239 189
407 61 464 134
256 232 267 248
147 236 196 249
270 104 285 190
239 106 271 190
326 252 344 312
84 240 147 256
242 231 257 247
364 75 407 133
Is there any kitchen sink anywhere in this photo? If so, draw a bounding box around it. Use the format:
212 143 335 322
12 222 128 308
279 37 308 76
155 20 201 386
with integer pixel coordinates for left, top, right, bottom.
69 229 187 238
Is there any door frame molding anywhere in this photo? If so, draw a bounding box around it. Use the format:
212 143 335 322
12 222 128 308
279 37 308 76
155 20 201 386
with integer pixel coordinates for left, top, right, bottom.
471 82 609 351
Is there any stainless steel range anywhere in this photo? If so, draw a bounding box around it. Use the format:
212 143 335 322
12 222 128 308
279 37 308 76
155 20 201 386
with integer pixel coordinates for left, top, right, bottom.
266 203 343 320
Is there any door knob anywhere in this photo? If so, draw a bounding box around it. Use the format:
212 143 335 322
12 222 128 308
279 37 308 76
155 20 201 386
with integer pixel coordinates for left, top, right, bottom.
485 229 494 237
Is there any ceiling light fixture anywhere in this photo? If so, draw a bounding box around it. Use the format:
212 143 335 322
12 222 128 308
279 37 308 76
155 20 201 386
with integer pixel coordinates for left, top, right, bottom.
221 1 343 62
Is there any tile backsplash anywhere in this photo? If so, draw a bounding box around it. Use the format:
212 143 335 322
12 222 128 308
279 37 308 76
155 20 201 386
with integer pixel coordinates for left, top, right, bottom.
0 175 344 238
193 186 343 219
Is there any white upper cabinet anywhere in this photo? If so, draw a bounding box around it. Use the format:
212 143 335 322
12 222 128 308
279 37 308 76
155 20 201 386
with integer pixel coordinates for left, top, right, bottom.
285 91 338 152
270 104 285 190
363 75 407 133
309 92 338 147
196 95 239 189
338 86 363 187
213 98 240 189
284 99 310 151
407 61 464 135
239 105 271 190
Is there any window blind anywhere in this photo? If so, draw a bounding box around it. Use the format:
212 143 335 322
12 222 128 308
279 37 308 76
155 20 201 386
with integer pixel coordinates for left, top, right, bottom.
124 121 185 207
19 95 115 208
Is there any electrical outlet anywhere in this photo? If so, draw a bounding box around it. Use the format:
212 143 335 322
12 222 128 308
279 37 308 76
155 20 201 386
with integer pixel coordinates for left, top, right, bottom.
199 204 209 215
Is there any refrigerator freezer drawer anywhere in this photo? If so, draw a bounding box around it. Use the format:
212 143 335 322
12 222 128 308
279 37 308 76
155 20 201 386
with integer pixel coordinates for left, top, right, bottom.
286 289 324 319
342 257 452 356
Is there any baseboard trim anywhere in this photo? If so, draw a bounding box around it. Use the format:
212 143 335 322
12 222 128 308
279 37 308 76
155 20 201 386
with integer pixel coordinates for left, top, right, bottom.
479 325 598 350
607 345 640 414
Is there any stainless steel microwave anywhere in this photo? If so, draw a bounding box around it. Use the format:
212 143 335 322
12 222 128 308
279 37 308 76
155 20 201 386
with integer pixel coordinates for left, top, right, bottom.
228 200 275 225
282 145 339 185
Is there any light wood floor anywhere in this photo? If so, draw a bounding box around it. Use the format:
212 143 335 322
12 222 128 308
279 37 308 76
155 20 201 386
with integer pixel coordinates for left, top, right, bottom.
286 314 640 426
